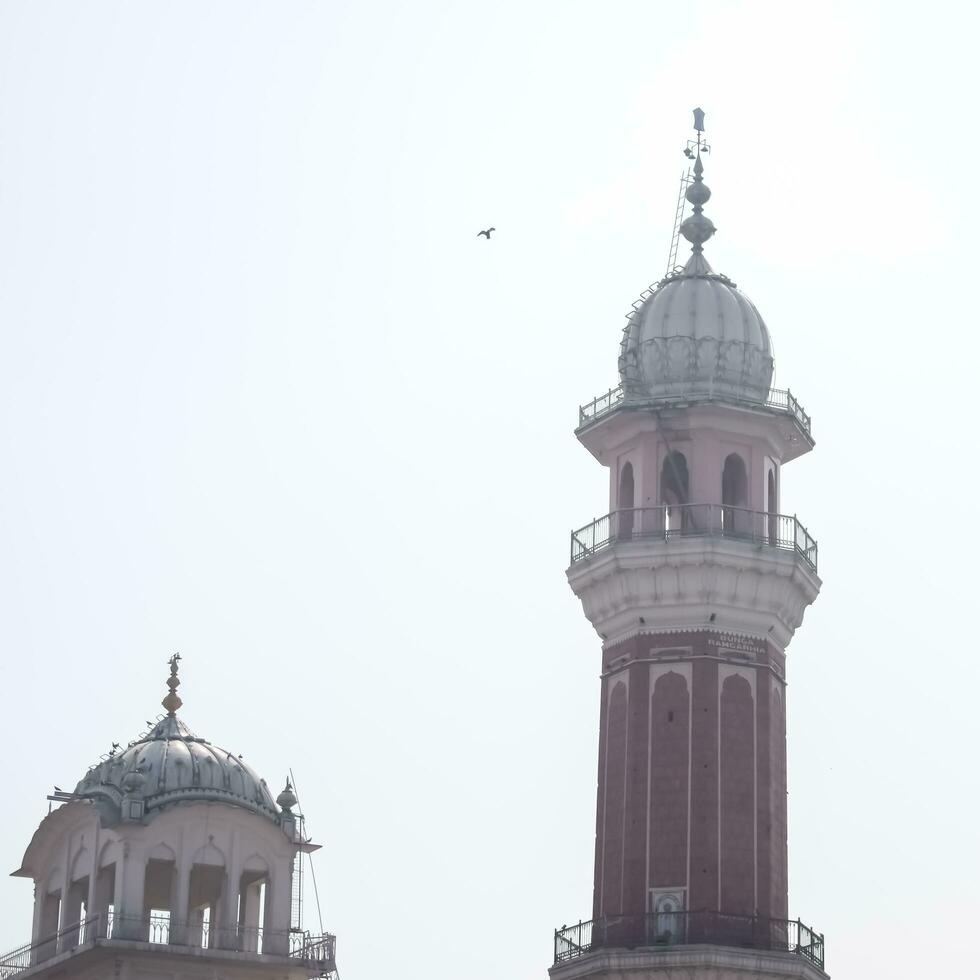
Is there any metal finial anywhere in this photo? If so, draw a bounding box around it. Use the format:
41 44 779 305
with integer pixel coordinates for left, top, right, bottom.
277 778 298 813
679 109 716 255
162 652 183 715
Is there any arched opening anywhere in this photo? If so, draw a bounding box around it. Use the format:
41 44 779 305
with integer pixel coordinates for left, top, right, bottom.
722 453 748 536
617 462 635 540
60 850 91 949
143 844 177 944
187 843 226 950
93 842 119 941
237 856 270 953
767 468 778 544
36 870 62 963
661 451 689 533
652 891 685 944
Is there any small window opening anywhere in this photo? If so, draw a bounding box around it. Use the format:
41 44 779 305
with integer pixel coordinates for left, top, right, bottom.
661 451 690 532
148 909 170 944
617 462 635 540
722 453 748 535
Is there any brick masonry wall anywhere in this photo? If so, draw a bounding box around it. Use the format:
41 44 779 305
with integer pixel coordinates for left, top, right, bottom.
592 629 789 922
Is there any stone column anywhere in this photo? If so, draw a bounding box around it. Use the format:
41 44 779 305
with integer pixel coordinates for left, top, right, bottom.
56 839 73 952
86 823 101 938
261 859 292 956
172 855 191 946
93 865 115 939
30 883 43 959
217 832 240 951
240 879 263 952
113 849 144 939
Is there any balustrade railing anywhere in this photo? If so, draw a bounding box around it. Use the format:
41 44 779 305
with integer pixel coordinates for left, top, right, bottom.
569 504 818 572
554 911 824 969
577 384 811 435
0 915 98 979
0 912 335 979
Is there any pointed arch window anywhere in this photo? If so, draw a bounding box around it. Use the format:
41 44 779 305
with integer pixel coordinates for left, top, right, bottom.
661 451 689 533
617 462 635 540
722 453 748 535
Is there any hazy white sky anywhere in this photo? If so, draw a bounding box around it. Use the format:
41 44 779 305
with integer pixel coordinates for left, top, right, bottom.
0 2 977 979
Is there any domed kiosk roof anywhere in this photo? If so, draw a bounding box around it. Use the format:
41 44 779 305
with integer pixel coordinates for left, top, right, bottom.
72 655 281 826
618 153 774 402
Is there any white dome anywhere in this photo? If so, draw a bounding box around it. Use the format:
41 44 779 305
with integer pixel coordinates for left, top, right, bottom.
73 714 281 825
618 252 774 401
70 658 284 827
618 151 774 403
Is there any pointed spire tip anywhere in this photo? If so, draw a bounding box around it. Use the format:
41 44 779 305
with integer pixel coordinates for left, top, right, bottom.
162 652 183 715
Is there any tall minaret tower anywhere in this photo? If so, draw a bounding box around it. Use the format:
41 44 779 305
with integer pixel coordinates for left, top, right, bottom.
551 112 827 980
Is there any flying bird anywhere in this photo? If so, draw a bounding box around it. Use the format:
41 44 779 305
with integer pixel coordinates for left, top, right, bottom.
477 227 495 239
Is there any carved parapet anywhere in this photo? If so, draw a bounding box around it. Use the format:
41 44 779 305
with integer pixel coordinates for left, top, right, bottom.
567 536 821 650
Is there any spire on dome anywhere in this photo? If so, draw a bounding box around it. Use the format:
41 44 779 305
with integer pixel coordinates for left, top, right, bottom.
679 107 716 256
162 652 183 715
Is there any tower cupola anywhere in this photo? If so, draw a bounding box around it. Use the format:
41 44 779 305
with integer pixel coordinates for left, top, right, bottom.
618 148 774 403
4 657 338 980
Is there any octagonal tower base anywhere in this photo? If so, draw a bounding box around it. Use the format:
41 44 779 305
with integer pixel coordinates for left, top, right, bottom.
550 945 829 980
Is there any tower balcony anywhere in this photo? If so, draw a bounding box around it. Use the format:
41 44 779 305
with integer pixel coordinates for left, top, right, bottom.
0 913 337 980
570 504 818 573
552 911 825 975
577 384 812 443
567 504 820 648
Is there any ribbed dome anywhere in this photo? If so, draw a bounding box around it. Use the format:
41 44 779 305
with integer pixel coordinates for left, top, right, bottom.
73 713 280 824
618 144 774 402
618 252 774 401
72 658 281 826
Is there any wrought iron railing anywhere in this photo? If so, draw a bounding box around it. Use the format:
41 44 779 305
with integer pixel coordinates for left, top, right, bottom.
569 504 818 572
0 912 336 978
0 915 97 978
554 911 824 969
577 384 812 436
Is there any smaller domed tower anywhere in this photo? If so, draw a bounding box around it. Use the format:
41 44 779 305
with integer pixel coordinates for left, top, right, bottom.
2 658 337 980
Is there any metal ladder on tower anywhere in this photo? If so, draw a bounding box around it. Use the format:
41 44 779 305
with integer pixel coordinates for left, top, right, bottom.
665 169 692 275
289 815 305 933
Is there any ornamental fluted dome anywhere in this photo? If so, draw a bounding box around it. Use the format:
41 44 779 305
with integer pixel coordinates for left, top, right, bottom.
72 657 281 826
618 152 774 402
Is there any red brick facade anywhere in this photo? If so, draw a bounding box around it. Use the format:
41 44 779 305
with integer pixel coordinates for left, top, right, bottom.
592 629 788 922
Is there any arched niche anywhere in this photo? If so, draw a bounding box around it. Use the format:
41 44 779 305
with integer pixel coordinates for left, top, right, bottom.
242 854 269 874
191 842 225 868
147 842 177 863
